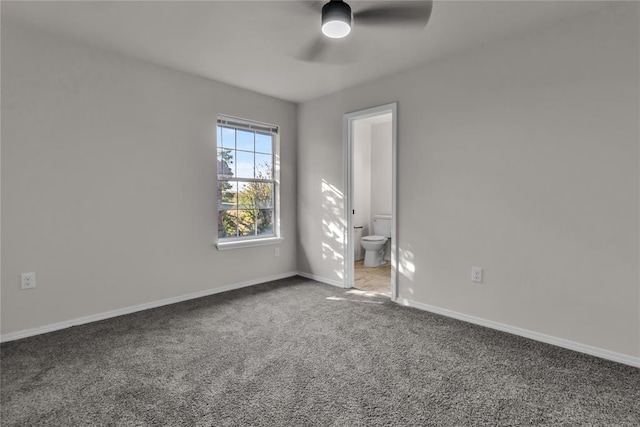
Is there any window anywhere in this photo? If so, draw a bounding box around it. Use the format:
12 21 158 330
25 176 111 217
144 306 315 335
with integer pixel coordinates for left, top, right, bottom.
216 115 280 249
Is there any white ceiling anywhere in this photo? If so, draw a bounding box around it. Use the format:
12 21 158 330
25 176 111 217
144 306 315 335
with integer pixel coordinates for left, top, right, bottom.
2 1 606 103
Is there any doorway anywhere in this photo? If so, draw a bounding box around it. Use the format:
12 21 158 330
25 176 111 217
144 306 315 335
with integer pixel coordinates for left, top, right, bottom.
343 103 398 300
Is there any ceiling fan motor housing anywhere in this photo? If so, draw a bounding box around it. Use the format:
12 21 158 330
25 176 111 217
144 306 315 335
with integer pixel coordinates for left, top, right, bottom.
322 1 352 38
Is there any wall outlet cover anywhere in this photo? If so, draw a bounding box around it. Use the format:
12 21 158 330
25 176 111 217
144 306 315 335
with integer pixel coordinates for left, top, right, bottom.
471 267 482 283
21 272 36 289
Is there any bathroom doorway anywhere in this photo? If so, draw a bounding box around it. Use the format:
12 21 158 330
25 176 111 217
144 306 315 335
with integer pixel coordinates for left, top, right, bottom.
343 103 397 300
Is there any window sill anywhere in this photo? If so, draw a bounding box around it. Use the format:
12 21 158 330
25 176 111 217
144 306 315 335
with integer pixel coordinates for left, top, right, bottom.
215 237 284 251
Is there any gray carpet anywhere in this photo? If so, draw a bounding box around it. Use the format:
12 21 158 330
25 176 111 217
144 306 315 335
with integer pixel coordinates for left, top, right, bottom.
1 276 639 426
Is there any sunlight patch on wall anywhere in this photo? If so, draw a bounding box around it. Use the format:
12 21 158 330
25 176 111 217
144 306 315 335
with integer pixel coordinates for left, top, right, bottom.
399 245 416 295
321 179 346 279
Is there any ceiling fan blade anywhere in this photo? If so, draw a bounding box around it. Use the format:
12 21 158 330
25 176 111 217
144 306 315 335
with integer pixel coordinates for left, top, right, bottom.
297 36 330 62
353 1 433 27
298 1 324 14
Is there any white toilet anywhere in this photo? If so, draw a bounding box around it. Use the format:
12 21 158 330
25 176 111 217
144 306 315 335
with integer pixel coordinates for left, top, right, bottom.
361 215 392 267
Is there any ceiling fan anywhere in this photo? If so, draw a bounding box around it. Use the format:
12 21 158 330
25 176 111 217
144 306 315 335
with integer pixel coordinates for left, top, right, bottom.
298 0 433 62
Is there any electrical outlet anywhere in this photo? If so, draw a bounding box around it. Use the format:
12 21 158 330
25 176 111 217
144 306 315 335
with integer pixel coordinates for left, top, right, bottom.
274 247 280 257
471 267 482 283
21 272 36 290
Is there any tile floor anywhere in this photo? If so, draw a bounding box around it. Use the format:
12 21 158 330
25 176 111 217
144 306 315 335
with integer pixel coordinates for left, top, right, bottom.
354 259 391 297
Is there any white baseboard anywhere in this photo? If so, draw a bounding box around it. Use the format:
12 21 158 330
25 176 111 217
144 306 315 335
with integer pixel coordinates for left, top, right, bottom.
297 271 346 288
6 273 635 369
396 298 640 369
0 271 298 343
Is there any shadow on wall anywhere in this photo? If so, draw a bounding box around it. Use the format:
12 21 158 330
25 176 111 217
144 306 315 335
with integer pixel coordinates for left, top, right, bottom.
399 244 416 297
322 179 345 280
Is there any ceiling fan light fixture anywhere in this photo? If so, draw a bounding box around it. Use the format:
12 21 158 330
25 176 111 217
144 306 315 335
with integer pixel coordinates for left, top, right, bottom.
321 1 352 39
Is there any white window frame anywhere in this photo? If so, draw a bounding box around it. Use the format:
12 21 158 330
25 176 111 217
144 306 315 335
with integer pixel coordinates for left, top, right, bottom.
215 115 282 251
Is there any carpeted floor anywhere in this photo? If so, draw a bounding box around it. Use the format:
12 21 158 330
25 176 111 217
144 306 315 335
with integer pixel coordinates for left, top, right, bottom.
1 276 639 426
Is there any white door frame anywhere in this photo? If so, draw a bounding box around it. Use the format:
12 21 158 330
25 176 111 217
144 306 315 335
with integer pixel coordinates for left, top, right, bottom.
343 102 398 300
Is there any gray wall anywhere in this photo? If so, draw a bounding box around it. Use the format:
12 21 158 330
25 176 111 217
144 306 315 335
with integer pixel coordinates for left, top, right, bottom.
353 120 393 237
297 4 639 358
370 122 392 220
1 21 298 335
353 121 372 237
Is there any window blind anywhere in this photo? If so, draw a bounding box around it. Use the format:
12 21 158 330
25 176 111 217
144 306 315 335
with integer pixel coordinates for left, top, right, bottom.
217 115 278 134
